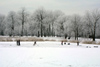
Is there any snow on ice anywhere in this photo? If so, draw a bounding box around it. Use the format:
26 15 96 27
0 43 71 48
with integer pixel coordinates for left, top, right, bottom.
0 41 100 67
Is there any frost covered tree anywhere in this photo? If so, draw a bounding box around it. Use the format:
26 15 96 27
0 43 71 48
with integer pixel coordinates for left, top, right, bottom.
0 7 100 38
70 14 82 40
43 11 52 36
85 9 100 41
7 11 17 36
29 19 39 36
0 14 5 35
52 10 64 36
32 8 46 37
18 7 29 36
55 15 67 37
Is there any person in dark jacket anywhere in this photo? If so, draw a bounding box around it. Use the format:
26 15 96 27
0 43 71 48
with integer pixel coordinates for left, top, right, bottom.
33 41 36 46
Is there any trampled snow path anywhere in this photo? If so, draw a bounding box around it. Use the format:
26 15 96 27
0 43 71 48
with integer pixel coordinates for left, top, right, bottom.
0 41 99 48
0 41 100 67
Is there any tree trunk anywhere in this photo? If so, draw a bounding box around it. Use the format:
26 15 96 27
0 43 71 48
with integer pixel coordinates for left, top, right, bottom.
93 22 96 41
1 30 4 36
38 31 40 37
12 16 14 37
40 21 43 37
93 36 95 41
49 24 51 36
52 22 54 36
75 31 77 40
21 22 24 36
76 28 78 40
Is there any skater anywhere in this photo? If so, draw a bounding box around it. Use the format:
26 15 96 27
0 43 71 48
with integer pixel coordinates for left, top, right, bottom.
17 40 20 46
61 41 63 45
77 41 79 46
33 41 36 46
64 42 66 45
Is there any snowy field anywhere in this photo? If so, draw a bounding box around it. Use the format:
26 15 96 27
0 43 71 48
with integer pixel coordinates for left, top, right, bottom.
0 41 100 67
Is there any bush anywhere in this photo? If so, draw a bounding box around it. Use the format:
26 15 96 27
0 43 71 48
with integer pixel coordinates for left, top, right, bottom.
0 37 45 41
50 40 56 41
36 39 44 41
68 40 78 43
82 40 96 44
60 39 67 42
97 42 100 45
44 39 56 41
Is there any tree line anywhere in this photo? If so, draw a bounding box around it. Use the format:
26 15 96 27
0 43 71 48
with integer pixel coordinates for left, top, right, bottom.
0 7 100 41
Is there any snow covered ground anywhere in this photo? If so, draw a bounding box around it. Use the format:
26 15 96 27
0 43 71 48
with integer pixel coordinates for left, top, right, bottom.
0 41 100 67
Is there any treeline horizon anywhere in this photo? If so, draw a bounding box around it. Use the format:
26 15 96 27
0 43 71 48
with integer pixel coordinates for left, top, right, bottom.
0 7 100 41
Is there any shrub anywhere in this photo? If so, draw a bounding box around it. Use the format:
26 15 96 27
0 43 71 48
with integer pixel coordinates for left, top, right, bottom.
44 39 56 41
0 37 45 41
97 42 100 45
60 39 67 42
36 39 44 41
50 39 56 41
68 40 78 43
44 39 50 41
82 40 96 44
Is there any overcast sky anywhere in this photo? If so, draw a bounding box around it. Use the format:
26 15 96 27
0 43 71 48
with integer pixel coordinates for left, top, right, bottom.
0 0 100 15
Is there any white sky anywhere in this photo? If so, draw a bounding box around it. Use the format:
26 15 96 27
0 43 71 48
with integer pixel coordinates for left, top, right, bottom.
0 0 100 15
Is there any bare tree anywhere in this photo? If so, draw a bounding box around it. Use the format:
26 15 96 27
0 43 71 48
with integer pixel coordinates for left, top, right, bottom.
43 11 52 36
0 14 5 35
55 15 67 37
51 10 64 36
33 8 46 37
7 11 17 36
70 14 82 40
85 9 100 41
18 7 29 36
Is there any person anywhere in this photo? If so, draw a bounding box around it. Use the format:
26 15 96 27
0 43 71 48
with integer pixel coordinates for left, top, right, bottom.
64 42 66 45
17 40 20 46
18 40 20 45
33 41 36 46
61 41 63 45
77 41 79 46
